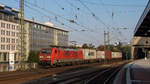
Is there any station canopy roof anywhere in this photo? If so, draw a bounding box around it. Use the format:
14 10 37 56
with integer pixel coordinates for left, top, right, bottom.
134 1 150 37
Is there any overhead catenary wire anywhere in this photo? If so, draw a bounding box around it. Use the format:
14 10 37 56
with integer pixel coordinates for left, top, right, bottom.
65 0 80 20
78 0 110 30
24 0 114 37
14 0 101 44
75 0 146 7
17 0 132 45
78 0 112 47
26 0 100 34
24 0 102 37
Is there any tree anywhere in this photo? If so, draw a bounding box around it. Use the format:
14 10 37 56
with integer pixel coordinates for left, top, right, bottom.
82 44 89 48
28 51 39 63
97 45 104 51
82 43 95 49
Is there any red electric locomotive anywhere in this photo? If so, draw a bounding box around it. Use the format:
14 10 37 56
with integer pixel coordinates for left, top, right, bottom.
39 48 83 66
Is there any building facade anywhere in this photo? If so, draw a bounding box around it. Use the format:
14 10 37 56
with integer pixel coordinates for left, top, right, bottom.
25 19 68 51
0 4 68 63
0 4 20 63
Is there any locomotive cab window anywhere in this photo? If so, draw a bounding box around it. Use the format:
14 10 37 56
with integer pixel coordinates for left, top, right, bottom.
47 50 51 54
41 50 46 53
41 49 51 54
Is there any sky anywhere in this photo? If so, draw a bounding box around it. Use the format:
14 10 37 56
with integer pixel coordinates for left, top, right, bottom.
0 0 149 46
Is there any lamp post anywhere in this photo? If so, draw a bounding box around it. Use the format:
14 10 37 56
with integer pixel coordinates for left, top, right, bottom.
145 33 148 60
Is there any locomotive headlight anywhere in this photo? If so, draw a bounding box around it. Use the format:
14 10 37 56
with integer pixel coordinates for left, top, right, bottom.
47 56 51 58
40 56 43 58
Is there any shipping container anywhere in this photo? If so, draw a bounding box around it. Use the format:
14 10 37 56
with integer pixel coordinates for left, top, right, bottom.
88 49 96 59
84 50 89 59
96 51 105 59
112 52 122 59
80 49 88 59
105 50 112 59
81 49 96 60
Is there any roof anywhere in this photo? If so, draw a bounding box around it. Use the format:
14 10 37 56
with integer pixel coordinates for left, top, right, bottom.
0 3 19 13
134 1 150 37
25 19 68 32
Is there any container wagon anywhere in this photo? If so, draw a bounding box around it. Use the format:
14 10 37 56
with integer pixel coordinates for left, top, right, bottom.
81 49 97 63
112 52 122 61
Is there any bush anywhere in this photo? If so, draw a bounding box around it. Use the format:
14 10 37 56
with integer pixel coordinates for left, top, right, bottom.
28 51 39 63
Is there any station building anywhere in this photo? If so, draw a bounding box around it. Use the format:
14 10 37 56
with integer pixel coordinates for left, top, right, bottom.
131 0 150 59
0 4 68 63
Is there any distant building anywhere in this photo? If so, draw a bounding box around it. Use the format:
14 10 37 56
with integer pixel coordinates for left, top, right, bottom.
0 4 68 63
115 42 130 46
75 44 83 48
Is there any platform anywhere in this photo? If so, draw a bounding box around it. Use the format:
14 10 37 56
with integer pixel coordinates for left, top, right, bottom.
114 59 150 84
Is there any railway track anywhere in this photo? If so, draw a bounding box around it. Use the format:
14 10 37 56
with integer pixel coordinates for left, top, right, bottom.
85 65 124 84
0 69 49 81
23 62 127 84
0 61 130 84
55 64 124 84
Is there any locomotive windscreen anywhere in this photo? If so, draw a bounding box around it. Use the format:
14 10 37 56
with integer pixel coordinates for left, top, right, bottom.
41 49 51 54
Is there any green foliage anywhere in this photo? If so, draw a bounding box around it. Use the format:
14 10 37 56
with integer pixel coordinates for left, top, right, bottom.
97 45 104 51
120 46 131 59
28 51 39 63
82 44 89 48
97 45 121 52
116 43 131 59
82 43 95 49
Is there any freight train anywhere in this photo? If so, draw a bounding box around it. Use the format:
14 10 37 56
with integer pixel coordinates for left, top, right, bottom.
38 48 122 67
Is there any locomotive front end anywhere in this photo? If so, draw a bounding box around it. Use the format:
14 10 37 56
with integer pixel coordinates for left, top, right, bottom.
39 48 52 65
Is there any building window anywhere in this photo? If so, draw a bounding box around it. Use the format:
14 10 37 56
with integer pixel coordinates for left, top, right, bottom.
6 24 11 29
4 14 8 21
12 25 15 30
8 24 11 29
3 53 7 61
11 32 15 36
6 31 10 36
11 39 15 43
7 24 9 29
1 45 5 50
16 26 19 30
11 45 15 50
1 37 5 43
6 45 10 50
1 30 5 35
6 38 10 43
1 22 5 28
11 25 13 29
